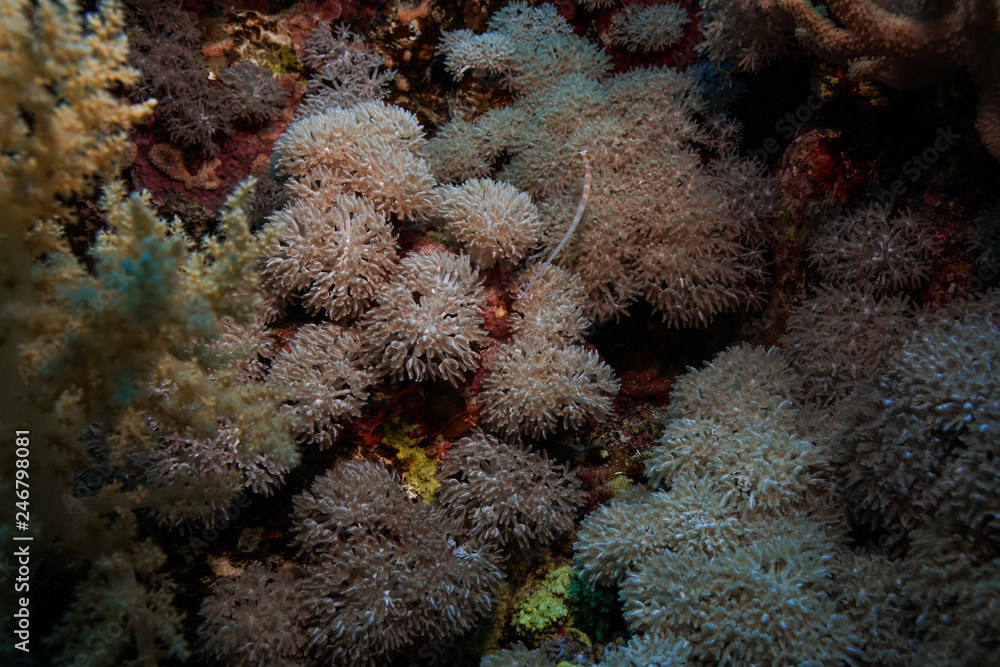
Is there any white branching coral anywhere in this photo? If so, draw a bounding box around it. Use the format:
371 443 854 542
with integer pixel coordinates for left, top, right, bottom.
437 178 542 268
362 249 489 385
808 203 936 294
262 192 399 321
267 323 376 449
275 100 439 220
607 3 691 54
437 430 583 549
480 334 619 440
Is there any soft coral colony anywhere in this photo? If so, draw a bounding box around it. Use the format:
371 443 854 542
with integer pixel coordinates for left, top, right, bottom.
1 0 999 666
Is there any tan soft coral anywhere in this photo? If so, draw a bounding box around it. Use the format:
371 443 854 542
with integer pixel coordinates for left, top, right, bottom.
262 191 399 321
362 249 489 385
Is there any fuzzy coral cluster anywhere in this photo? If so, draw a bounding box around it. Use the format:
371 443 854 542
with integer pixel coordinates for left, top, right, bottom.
570 345 905 666
362 249 489 385
808 203 937 294
782 285 914 403
275 100 439 219
198 565 306 667
291 460 503 665
429 3 776 325
835 292 1000 538
437 178 543 268
607 3 691 54
480 267 619 440
127 1 286 154
437 430 583 549
297 24 396 117
267 323 376 448
697 0 794 74
261 192 399 320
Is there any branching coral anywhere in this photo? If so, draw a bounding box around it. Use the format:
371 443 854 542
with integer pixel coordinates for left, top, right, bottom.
779 0 1000 159
437 430 583 549
44 515 189 666
362 249 489 385
292 460 503 665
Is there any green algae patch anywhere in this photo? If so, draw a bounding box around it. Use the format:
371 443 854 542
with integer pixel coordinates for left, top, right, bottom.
385 417 440 502
511 565 575 640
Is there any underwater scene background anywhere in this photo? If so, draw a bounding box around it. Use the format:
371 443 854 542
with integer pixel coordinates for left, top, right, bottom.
1 0 999 665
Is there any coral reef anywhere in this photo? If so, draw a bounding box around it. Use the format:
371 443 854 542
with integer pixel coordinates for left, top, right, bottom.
7 0 1000 665
428 3 774 325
